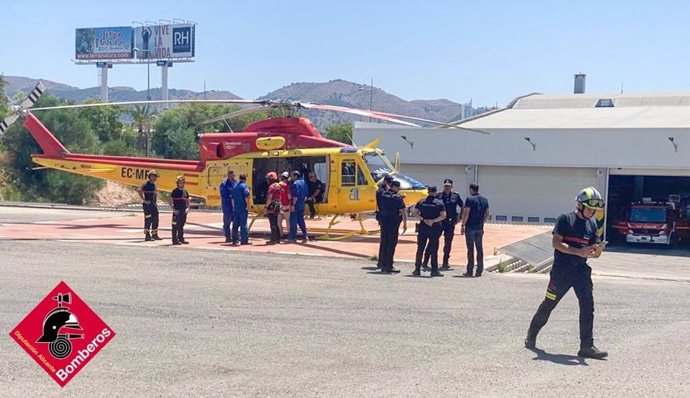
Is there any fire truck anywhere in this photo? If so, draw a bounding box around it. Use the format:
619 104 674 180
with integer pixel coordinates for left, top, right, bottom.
612 196 690 246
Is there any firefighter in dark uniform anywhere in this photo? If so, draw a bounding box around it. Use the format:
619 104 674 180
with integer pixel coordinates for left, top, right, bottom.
422 178 463 270
378 180 407 274
168 175 190 245
525 187 608 359
376 174 394 269
413 186 446 277
137 169 162 241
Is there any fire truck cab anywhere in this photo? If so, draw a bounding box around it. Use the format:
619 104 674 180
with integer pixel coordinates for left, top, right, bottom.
613 197 690 246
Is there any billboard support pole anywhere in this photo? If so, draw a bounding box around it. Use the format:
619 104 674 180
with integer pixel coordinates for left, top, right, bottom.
97 62 109 102
161 62 169 109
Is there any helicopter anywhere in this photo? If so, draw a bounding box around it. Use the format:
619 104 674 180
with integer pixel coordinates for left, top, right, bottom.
0 83 478 237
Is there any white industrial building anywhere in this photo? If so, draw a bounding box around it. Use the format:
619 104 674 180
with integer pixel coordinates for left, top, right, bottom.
353 91 690 236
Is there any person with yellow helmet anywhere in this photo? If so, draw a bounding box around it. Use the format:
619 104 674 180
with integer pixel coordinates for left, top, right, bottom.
137 169 162 241
525 186 608 359
168 175 190 245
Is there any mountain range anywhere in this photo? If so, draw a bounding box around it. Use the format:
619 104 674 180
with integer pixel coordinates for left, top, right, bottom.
3 76 472 129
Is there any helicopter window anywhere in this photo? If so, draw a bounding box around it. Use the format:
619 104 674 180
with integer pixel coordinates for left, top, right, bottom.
356 165 368 186
342 161 356 186
363 152 394 182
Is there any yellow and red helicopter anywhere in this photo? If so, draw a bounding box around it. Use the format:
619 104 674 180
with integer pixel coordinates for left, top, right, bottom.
0 83 473 237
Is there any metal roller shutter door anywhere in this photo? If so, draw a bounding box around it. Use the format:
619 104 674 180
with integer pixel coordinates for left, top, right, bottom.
478 166 597 223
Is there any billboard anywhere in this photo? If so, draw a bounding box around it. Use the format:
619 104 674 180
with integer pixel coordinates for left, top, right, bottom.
75 27 133 60
133 24 195 60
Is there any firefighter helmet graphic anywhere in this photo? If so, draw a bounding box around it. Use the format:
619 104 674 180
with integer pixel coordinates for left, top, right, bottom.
36 293 84 359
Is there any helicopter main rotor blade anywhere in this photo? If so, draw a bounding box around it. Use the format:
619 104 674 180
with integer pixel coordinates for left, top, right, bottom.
299 103 420 127
365 110 492 135
30 99 265 111
0 82 46 134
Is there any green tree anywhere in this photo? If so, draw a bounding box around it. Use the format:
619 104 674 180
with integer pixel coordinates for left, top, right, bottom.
324 122 353 145
78 100 125 143
151 103 242 159
128 105 155 156
0 75 8 119
1 94 104 204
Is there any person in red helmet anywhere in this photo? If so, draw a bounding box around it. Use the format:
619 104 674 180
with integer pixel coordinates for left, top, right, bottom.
264 172 282 245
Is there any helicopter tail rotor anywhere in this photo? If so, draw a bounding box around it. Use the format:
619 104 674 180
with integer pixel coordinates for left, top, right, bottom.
0 82 46 134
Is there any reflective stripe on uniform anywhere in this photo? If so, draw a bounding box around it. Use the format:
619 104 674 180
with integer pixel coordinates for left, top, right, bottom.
145 215 152 219
171 222 177 226
545 292 557 301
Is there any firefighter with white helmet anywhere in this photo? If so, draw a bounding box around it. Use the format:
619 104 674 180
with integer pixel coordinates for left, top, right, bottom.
525 187 608 359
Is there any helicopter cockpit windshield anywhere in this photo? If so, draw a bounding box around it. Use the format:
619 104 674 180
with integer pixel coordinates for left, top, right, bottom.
363 151 395 182
363 150 426 190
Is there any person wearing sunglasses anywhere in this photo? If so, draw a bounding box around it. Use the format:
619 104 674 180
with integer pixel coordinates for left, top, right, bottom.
525 186 608 360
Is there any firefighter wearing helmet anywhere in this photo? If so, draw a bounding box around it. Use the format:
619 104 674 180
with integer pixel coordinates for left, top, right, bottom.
525 187 608 359
137 169 162 241
168 175 190 245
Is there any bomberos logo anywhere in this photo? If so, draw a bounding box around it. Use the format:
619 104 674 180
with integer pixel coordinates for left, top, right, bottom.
9 281 116 387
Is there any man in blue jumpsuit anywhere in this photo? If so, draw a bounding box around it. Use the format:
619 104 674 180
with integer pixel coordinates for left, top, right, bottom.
137 169 162 242
525 187 608 359
289 170 309 243
231 174 250 245
413 186 446 277
220 169 236 243
378 181 407 274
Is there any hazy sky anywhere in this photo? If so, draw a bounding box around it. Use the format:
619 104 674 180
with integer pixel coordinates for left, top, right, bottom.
2 0 689 106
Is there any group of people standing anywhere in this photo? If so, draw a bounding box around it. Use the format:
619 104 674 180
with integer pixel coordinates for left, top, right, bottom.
138 169 609 359
138 169 191 245
376 176 490 277
220 168 321 245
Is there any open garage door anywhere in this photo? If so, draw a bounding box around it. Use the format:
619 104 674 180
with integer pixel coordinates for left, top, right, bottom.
478 166 598 223
607 171 690 245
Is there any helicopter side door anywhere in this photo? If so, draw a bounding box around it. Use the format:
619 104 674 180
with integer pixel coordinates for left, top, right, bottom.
338 157 375 213
205 160 251 207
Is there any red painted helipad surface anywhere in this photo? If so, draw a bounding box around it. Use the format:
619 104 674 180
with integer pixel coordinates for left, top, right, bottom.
0 208 548 265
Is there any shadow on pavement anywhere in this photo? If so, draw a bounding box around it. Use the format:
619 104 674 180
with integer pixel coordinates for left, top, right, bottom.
529 348 588 366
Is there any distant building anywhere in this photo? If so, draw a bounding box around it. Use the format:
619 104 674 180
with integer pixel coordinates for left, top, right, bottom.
354 91 690 237
459 100 475 120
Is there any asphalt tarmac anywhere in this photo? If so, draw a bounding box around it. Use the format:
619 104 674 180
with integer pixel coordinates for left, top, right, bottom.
1 240 688 397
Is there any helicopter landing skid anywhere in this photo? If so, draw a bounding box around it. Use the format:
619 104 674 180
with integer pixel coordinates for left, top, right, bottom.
247 213 380 241
314 214 380 241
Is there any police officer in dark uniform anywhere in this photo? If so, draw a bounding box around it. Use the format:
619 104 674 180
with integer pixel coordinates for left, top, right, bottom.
378 180 407 274
525 187 608 359
137 169 162 241
423 178 463 270
376 174 394 268
168 175 190 245
413 186 446 277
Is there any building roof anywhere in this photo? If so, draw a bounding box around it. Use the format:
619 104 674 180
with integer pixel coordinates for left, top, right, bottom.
457 92 690 129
